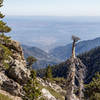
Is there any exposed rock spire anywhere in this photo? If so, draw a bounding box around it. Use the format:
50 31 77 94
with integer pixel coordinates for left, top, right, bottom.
65 36 85 100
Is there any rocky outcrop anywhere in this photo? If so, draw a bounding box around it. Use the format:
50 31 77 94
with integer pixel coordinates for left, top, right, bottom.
8 40 26 66
37 77 66 95
37 77 66 100
41 88 56 100
0 72 23 96
7 59 30 85
0 38 30 99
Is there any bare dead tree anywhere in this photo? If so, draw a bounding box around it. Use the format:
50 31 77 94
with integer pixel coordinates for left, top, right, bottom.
65 35 80 100
72 35 80 58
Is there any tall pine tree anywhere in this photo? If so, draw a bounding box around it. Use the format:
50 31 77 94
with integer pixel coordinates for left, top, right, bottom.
0 0 12 69
0 0 11 34
84 72 100 100
45 65 52 79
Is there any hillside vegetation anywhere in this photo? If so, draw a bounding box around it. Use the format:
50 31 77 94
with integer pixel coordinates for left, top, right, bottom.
0 93 12 100
38 46 100 84
78 46 100 83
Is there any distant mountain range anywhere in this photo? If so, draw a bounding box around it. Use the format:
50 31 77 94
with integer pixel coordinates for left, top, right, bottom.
22 37 100 69
22 45 61 69
50 37 100 61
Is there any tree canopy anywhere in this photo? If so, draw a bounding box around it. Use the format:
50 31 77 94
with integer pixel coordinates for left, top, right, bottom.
0 0 11 34
84 72 100 100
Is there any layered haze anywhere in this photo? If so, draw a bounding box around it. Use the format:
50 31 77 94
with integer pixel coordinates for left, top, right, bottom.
5 16 100 51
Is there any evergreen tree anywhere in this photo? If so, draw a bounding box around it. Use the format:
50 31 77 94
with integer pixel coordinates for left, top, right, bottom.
23 70 41 100
0 0 12 69
24 57 40 100
26 56 37 69
84 72 100 100
45 65 52 79
0 0 11 34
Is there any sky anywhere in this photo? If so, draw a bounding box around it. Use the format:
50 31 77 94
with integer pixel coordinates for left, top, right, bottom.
1 0 100 16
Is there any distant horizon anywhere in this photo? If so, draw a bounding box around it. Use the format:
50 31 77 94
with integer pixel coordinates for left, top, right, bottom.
5 16 100 51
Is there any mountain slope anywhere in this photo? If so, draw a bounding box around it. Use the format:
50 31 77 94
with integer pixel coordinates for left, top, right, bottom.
38 46 100 83
22 45 61 69
50 37 100 60
78 47 100 83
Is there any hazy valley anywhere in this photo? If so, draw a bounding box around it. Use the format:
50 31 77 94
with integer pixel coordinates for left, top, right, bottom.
22 37 100 69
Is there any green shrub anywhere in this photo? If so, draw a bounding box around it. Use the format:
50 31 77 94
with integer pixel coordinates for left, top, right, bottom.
84 72 100 100
0 93 12 100
0 43 12 69
26 56 37 69
23 70 41 100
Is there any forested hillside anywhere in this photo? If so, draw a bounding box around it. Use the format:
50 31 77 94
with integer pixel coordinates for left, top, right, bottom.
78 46 100 83
38 46 100 83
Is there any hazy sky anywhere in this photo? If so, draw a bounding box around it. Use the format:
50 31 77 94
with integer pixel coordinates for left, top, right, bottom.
1 0 100 16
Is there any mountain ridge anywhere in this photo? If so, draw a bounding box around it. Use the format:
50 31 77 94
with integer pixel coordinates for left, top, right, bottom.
49 37 100 60
22 45 61 69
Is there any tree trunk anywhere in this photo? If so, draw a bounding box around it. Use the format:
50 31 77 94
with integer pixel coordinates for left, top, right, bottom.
72 40 76 58
66 58 76 100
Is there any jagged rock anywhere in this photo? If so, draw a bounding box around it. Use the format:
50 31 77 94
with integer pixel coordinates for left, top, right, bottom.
0 39 30 98
0 72 23 96
1 39 31 85
37 77 66 95
0 38 26 66
8 40 26 66
7 59 30 85
41 88 57 100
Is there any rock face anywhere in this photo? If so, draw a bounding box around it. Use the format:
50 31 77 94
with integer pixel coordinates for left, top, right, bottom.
37 77 66 95
0 39 30 98
37 77 66 100
8 40 26 66
7 59 30 85
41 88 56 100
0 72 22 96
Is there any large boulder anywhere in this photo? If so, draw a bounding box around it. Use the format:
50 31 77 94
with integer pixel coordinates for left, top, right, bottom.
7 59 30 85
41 88 57 100
0 72 23 96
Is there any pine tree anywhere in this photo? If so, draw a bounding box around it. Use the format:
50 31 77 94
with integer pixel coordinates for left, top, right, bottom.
26 56 37 69
24 57 40 100
45 65 52 79
84 72 100 100
23 70 41 100
0 0 12 69
0 0 11 34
